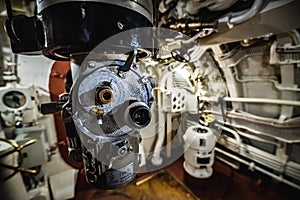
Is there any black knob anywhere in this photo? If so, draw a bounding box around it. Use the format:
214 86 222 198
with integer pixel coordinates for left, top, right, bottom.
38 102 62 115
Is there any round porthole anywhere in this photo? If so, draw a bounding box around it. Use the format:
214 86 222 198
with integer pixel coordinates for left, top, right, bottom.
2 91 27 109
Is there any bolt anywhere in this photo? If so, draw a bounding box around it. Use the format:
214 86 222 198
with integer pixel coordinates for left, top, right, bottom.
132 63 137 69
117 21 125 30
118 146 127 156
88 61 96 68
118 71 126 78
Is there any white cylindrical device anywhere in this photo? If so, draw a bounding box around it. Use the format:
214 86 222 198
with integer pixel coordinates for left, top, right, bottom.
183 125 216 178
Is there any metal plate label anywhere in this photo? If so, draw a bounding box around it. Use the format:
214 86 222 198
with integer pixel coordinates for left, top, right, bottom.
106 163 134 187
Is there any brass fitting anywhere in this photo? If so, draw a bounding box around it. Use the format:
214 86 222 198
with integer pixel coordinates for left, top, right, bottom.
97 87 114 104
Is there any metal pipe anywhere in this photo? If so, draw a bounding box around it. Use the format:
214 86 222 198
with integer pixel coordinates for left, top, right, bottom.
203 109 300 128
151 70 169 166
234 129 278 146
229 0 264 25
233 72 300 92
200 96 300 107
215 124 241 146
215 147 300 191
135 171 160 186
151 103 165 166
223 97 300 107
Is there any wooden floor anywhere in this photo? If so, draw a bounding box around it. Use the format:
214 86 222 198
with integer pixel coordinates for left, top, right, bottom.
72 165 198 200
71 157 300 200
167 157 300 200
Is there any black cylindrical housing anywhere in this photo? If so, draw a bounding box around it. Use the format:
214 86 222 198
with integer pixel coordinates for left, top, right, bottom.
37 1 153 60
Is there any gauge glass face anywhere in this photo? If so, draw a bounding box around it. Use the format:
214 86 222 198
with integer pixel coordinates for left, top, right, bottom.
3 91 27 109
